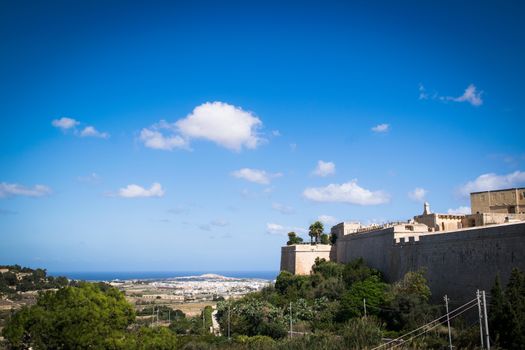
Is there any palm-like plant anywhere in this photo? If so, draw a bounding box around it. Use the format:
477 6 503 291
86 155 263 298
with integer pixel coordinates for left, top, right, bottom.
308 221 324 244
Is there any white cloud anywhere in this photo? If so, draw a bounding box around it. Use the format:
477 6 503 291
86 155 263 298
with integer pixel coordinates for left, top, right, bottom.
0 183 52 198
408 187 427 202
80 126 110 139
371 123 389 133
450 84 483 106
303 180 390 205
52 117 79 130
118 183 165 198
272 202 295 215
318 215 338 226
177 102 262 151
271 130 281 137
422 83 483 107
313 160 336 177
140 102 263 152
447 206 471 215
458 171 525 197
266 223 306 236
139 121 188 151
232 168 282 185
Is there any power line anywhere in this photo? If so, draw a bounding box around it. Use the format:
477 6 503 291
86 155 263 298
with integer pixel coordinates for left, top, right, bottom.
372 298 478 350
390 303 479 349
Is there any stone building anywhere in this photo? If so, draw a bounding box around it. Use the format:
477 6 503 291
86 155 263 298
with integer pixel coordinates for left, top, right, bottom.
471 187 525 214
413 202 464 231
280 188 525 303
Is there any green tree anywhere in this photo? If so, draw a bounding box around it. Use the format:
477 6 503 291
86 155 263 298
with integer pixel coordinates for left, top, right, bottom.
320 233 330 244
337 275 387 321
382 270 436 331
308 221 324 244
286 232 303 245
342 258 382 287
489 268 525 349
2 282 135 349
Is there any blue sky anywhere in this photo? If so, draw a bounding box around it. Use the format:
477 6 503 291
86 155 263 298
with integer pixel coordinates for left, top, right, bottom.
1 0 524 272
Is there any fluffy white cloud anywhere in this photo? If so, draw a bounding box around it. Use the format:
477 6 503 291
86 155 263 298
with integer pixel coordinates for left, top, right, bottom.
118 183 164 198
451 84 483 106
458 171 525 197
371 123 389 133
313 160 335 177
139 126 188 151
272 202 295 215
447 206 471 215
303 180 390 205
80 126 110 139
408 187 427 202
141 102 263 152
232 168 282 185
0 183 52 198
177 102 262 151
266 223 306 236
52 117 79 130
318 215 338 226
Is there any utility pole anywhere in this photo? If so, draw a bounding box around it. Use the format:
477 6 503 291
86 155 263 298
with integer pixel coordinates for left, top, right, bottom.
152 306 155 326
444 295 452 350
289 302 293 338
477 290 484 349
227 303 231 341
157 307 159 325
203 309 206 333
168 309 171 323
482 290 491 350
363 298 367 317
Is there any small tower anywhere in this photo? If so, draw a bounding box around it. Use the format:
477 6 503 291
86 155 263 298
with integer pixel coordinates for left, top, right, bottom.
423 202 431 215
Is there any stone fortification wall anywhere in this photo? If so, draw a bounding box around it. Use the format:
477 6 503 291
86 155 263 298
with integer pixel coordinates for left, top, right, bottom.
337 222 525 303
281 244 334 275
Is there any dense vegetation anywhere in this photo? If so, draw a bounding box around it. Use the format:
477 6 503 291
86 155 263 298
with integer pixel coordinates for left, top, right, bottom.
2 262 525 349
0 265 69 297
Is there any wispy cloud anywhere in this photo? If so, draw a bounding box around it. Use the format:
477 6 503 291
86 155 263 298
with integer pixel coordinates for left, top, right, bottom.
140 102 263 152
117 183 165 198
408 187 427 202
272 202 295 215
52 117 110 138
0 183 52 198
371 123 389 133
52 117 79 130
232 168 282 185
313 160 336 177
77 173 101 184
303 180 389 205
458 171 525 197
448 84 483 106
211 219 229 227
318 215 338 226
419 83 483 107
80 126 109 139
447 206 471 215
266 223 306 236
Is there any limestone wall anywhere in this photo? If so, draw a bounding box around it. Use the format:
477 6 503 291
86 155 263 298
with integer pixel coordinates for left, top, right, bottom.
280 244 334 275
337 222 525 303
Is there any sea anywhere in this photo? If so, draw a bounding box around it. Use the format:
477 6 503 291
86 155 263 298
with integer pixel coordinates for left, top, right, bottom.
48 271 279 282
